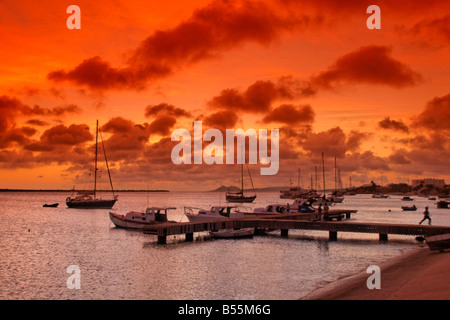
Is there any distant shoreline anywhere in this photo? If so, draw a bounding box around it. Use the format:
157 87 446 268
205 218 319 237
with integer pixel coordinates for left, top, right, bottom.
0 189 170 193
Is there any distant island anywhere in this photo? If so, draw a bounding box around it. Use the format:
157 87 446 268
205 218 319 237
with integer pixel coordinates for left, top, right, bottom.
210 185 284 192
0 189 170 193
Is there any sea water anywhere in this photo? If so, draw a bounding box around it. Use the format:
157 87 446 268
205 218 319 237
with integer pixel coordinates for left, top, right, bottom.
0 191 448 300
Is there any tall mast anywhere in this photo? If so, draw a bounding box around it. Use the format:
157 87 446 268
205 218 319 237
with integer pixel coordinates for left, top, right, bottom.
241 163 244 194
334 156 337 192
94 120 98 199
322 152 326 198
99 125 115 198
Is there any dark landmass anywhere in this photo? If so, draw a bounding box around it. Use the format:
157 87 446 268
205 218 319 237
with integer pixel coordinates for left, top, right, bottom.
0 189 170 193
210 185 282 192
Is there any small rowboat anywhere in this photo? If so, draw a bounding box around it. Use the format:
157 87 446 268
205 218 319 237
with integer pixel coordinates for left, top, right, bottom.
43 203 59 207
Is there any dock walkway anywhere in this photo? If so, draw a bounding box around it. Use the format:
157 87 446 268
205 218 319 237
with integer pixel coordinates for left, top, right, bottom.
143 209 450 244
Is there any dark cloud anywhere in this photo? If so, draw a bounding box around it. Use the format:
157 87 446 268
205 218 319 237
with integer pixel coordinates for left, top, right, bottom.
48 56 170 91
149 115 177 136
24 124 93 152
47 0 321 91
203 110 240 129
413 93 450 131
262 104 315 124
312 46 422 89
145 103 191 118
208 78 315 113
301 127 371 158
378 117 409 133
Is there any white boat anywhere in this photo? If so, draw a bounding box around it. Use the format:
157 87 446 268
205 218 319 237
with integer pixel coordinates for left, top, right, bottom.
184 205 248 222
372 194 389 198
210 228 255 239
109 207 176 229
242 199 316 216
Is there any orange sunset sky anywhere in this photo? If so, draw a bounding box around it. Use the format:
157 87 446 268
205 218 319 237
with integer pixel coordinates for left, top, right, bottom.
0 0 449 191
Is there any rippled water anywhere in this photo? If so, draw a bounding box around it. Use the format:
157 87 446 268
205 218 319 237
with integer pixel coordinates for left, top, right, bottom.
0 191 448 300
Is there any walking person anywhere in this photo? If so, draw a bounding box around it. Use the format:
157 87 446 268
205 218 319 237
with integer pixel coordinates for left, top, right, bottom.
419 206 431 225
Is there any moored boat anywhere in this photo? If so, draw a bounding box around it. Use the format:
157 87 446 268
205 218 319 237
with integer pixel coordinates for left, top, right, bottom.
425 233 450 251
226 164 256 203
184 205 248 221
109 207 176 229
242 199 316 216
372 194 389 198
66 120 118 209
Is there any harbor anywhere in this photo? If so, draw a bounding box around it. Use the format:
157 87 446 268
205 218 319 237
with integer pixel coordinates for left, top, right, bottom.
1 190 450 300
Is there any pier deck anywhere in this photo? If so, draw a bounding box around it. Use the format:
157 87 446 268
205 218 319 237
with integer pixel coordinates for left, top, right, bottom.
143 209 450 244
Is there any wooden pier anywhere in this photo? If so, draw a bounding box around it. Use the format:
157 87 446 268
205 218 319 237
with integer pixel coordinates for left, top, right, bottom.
142 209 450 244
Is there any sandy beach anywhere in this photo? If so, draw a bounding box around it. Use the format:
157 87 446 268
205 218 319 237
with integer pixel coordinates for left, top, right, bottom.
302 246 450 300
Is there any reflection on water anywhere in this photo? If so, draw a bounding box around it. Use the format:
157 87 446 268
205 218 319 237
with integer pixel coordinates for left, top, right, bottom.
0 192 447 299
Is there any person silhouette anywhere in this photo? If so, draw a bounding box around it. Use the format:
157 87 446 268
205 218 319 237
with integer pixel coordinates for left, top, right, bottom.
419 207 431 225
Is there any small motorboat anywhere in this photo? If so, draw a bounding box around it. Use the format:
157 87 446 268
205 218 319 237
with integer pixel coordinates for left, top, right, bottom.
184 205 247 221
243 199 316 216
210 228 255 239
43 203 59 207
109 207 176 229
401 205 417 211
425 233 450 251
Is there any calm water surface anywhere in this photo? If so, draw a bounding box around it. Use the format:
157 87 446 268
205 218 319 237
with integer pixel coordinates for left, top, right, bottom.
1 191 448 300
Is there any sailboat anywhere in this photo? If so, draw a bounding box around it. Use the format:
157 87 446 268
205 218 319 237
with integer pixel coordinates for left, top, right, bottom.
66 120 118 209
225 164 256 203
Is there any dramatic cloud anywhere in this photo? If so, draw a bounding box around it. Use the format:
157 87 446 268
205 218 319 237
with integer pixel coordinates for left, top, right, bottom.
47 0 318 90
48 0 322 90
145 103 192 118
262 104 315 124
301 127 370 158
208 78 315 113
0 96 81 149
148 115 177 136
48 56 171 91
203 110 240 129
312 46 422 89
413 93 450 131
24 124 93 151
378 117 409 133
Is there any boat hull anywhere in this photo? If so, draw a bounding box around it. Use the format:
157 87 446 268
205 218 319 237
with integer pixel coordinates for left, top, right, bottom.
67 199 117 209
425 233 450 251
109 212 157 229
210 228 255 239
225 194 256 203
